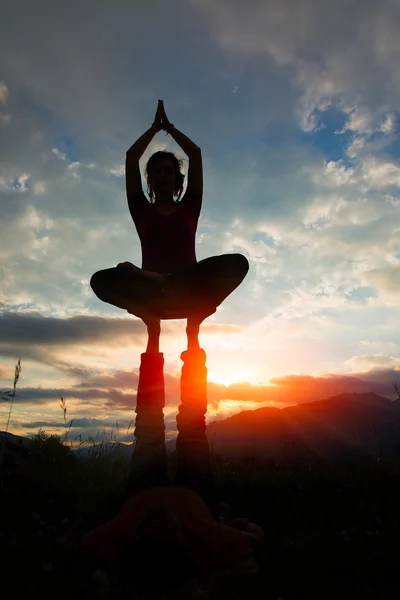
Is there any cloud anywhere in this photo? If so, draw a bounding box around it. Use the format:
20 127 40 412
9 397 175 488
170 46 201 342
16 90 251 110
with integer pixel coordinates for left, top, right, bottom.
4 366 399 410
344 354 400 371
0 0 399 443
0 311 152 376
267 369 400 404
21 417 113 430
363 265 400 301
195 0 400 135
1 385 135 406
0 311 143 346
0 81 9 104
1 0 398 333
0 366 11 380
339 107 396 136
73 370 139 390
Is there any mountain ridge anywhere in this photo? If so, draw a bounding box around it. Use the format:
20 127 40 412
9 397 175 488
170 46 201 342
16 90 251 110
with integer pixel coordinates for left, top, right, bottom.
2 392 399 464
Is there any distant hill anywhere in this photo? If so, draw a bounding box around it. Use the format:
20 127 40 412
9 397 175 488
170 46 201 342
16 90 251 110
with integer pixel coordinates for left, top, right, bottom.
71 441 133 461
2 393 399 465
0 430 32 448
204 392 400 465
0 430 133 462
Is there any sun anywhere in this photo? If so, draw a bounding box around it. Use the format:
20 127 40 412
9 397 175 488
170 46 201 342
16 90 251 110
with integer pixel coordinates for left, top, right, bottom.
208 366 257 387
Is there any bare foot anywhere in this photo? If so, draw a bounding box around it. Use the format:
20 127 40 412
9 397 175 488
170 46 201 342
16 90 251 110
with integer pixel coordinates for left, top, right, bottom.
117 262 165 283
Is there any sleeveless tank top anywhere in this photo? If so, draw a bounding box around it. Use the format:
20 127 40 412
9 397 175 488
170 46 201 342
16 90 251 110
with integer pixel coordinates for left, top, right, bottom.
128 191 202 274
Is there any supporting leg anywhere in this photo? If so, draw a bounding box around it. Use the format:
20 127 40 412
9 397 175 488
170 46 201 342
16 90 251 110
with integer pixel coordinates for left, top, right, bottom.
186 308 215 351
144 318 161 354
186 319 200 351
124 352 169 501
174 348 219 520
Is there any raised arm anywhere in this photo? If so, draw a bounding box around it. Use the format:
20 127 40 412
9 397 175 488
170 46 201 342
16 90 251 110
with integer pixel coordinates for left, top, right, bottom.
168 127 203 196
160 101 203 196
125 124 158 201
125 101 163 201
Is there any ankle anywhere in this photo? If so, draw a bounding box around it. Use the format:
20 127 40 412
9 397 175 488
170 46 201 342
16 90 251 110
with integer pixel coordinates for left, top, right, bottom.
147 322 161 334
187 338 200 351
144 316 161 332
186 322 200 335
146 340 160 353
146 322 161 353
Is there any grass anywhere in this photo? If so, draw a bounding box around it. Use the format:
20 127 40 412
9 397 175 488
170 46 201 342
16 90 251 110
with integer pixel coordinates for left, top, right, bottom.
3 426 400 599
2 364 400 599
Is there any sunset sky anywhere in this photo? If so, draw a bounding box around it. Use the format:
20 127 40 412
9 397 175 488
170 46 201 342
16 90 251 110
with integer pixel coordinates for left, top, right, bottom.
0 0 399 444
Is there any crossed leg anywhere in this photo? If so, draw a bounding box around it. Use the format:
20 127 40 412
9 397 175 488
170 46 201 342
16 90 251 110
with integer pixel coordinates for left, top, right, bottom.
90 253 249 350
125 253 250 352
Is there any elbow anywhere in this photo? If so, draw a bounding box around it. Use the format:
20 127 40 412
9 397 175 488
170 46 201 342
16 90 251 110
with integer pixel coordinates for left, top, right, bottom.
189 147 201 157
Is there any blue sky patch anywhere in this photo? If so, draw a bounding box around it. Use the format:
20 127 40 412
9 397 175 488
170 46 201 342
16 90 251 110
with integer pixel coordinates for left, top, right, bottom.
348 286 378 304
53 135 79 162
252 231 276 247
299 107 355 164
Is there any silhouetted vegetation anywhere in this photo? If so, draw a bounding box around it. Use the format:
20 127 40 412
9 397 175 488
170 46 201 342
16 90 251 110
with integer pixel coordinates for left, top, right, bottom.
2 428 400 599
2 364 400 598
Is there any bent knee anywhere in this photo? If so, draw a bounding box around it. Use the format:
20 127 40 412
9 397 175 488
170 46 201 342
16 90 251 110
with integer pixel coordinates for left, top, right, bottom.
90 270 107 296
233 253 249 277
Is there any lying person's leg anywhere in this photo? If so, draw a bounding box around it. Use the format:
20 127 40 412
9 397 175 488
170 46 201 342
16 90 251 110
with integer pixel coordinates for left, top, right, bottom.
174 346 219 521
122 351 169 503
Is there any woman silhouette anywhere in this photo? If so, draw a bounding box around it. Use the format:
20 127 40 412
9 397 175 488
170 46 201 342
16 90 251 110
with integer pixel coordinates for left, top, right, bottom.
85 102 259 598
90 100 249 353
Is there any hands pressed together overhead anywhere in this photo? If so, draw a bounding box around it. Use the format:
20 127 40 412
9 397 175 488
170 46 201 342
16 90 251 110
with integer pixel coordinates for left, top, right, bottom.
153 99 174 134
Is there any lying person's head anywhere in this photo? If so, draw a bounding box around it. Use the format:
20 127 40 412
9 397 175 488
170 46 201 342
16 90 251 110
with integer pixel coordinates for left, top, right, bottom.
120 505 208 599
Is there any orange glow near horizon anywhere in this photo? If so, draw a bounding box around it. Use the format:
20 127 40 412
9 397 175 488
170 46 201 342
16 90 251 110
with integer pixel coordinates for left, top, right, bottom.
208 366 260 387
206 399 272 421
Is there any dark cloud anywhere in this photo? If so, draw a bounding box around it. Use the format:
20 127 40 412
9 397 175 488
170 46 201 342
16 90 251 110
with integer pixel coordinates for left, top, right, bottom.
0 386 137 408
3 366 398 412
74 370 139 390
359 368 400 384
0 311 143 346
5 366 400 445
0 0 228 147
21 417 111 429
61 366 104 380
197 0 400 115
